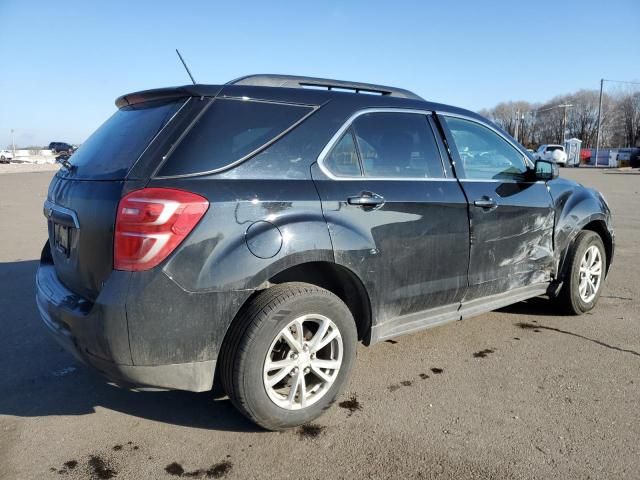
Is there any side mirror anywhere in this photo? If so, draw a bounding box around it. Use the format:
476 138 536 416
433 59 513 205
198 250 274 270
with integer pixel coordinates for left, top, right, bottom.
534 159 559 181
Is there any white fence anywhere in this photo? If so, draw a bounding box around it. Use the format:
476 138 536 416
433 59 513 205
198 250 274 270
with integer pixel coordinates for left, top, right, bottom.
14 149 54 157
12 149 56 164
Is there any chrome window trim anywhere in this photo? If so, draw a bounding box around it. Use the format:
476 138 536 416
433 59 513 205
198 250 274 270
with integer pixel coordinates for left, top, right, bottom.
316 108 453 182
436 111 535 170
458 178 545 184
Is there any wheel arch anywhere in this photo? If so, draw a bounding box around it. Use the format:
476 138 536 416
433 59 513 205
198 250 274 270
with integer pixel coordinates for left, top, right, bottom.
267 261 373 345
212 261 373 396
221 261 372 350
582 219 613 274
556 217 613 285
548 179 614 284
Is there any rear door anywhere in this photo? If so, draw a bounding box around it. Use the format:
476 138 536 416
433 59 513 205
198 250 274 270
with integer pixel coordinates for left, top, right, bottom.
312 109 469 327
438 114 555 300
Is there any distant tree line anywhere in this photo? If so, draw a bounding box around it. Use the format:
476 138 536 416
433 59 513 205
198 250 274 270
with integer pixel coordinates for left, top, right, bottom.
479 88 640 149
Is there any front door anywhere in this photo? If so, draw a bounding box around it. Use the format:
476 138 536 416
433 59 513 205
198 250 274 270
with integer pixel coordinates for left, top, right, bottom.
438 114 555 301
312 110 470 328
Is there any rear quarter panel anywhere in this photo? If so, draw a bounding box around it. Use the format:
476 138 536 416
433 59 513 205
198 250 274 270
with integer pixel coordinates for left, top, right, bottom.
155 178 334 292
125 177 334 365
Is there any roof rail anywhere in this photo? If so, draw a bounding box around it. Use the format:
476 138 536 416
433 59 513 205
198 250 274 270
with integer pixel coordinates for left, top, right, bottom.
227 74 424 101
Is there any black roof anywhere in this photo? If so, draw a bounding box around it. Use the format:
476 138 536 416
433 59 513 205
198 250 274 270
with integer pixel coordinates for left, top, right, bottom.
114 74 484 123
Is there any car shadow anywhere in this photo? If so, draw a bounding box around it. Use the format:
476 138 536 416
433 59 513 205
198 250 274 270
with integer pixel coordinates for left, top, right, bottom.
497 296 560 317
0 259 260 433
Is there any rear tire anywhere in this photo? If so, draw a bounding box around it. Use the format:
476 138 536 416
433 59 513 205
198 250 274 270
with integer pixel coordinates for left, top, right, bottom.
220 282 357 430
557 231 606 315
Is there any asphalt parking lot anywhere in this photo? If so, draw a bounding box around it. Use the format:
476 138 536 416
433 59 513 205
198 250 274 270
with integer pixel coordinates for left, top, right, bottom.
1 168 638 480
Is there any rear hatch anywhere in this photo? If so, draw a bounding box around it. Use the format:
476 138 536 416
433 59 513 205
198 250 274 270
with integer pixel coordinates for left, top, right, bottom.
45 98 188 300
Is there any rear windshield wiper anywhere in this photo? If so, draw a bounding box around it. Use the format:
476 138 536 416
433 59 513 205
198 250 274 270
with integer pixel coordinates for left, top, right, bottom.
56 156 76 172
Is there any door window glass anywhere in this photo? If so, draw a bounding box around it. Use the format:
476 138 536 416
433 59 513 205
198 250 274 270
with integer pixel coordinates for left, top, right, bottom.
443 116 527 180
324 129 362 176
352 113 445 178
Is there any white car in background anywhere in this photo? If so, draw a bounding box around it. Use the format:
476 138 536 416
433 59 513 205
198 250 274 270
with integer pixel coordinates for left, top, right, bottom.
0 150 14 163
534 144 567 166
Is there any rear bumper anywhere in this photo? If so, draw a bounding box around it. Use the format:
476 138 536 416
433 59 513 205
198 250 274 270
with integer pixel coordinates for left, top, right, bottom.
35 256 216 392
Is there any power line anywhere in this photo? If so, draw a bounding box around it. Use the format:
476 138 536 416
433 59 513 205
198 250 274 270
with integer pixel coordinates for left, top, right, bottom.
536 103 574 113
602 79 640 86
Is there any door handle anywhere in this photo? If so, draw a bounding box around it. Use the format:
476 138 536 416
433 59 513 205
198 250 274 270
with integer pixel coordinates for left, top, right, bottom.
347 192 385 208
473 197 498 210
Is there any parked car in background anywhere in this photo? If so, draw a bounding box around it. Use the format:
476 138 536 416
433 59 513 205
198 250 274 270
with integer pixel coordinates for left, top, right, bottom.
37 74 614 430
534 144 568 166
617 148 640 168
0 149 13 163
580 148 592 164
631 148 640 168
48 142 76 154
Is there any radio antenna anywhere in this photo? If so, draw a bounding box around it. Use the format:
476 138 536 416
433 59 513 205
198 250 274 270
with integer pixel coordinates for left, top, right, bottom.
175 49 197 85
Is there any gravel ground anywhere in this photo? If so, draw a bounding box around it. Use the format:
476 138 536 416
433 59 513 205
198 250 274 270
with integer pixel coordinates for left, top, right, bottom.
0 169 638 480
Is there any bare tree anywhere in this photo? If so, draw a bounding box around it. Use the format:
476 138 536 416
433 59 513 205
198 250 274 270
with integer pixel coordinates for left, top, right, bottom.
563 90 601 147
481 100 537 147
478 87 637 149
613 91 640 147
535 96 566 145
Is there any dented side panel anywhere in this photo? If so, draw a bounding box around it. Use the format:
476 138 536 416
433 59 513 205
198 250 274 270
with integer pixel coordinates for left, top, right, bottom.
460 180 555 300
311 164 470 327
547 177 614 278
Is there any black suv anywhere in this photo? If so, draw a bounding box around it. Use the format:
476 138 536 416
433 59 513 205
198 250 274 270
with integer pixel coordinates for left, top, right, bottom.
37 75 614 430
48 142 76 154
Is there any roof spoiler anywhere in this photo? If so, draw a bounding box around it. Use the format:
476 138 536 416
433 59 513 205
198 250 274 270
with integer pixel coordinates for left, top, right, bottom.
227 74 424 100
115 85 225 108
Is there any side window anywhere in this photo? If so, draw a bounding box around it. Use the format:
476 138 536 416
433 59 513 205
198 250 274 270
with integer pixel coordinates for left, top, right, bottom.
443 116 527 180
324 129 362 177
158 99 313 176
351 113 445 178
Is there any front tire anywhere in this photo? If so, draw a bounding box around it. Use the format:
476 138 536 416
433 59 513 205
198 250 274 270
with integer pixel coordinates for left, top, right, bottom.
220 282 357 430
558 231 606 314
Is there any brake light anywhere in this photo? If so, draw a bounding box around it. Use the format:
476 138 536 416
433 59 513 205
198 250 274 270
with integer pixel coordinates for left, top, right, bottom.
114 188 209 271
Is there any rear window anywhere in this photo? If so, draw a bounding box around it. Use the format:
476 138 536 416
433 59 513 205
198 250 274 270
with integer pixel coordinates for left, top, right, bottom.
157 98 313 177
547 146 563 152
66 99 183 179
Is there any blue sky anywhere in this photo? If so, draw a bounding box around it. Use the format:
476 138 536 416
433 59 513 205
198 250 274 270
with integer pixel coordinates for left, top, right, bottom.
0 0 638 147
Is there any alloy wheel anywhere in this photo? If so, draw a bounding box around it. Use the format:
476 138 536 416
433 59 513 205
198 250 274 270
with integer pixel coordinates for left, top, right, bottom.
578 245 603 303
263 314 343 410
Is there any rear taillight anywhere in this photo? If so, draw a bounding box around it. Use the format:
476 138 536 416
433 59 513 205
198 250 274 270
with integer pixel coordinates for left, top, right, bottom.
114 188 209 271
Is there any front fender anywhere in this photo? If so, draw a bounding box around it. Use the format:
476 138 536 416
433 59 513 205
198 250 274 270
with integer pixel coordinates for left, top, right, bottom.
548 177 613 280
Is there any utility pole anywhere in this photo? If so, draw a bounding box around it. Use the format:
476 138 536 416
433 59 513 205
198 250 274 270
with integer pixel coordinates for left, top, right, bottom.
594 78 604 167
536 104 573 144
558 104 574 144
11 129 15 157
